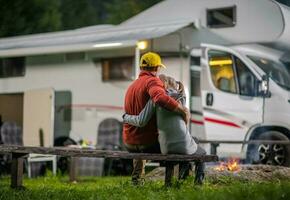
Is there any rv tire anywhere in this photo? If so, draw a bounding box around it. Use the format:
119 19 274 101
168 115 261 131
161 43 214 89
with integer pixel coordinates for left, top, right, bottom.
246 131 290 167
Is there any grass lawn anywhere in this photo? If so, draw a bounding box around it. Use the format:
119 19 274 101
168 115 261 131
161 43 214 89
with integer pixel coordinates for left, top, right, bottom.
0 174 289 200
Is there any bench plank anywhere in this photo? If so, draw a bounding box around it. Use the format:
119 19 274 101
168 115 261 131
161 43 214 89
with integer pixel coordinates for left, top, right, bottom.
0 145 218 162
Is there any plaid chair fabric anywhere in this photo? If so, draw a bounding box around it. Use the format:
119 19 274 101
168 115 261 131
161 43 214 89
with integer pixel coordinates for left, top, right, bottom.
76 119 123 176
0 122 22 145
0 122 23 174
0 121 44 177
97 118 122 150
77 157 104 176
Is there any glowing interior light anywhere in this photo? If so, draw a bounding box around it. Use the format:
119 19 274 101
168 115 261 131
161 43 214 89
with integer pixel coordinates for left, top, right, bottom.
209 59 233 66
261 59 268 64
93 42 123 48
137 41 148 50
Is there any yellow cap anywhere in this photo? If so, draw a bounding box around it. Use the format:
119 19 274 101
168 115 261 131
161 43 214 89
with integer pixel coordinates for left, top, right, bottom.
140 52 166 68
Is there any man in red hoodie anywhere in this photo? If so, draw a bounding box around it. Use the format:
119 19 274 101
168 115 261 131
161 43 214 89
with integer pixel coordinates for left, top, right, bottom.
123 52 189 184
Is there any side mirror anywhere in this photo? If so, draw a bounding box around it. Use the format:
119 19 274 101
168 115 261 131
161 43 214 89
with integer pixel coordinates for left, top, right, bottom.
259 75 271 98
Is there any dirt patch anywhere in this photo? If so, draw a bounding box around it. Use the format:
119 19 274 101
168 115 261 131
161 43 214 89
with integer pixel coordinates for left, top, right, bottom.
145 164 290 183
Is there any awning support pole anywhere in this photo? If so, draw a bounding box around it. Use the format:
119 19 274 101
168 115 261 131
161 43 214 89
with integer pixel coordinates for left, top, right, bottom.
135 47 140 79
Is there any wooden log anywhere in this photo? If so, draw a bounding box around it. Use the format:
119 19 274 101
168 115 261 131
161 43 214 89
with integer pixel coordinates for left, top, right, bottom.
11 153 27 189
165 162 174 187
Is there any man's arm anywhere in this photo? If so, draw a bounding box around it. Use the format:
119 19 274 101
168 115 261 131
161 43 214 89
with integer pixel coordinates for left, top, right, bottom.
123 100 155 127
146 77 179 111
147 77 190 124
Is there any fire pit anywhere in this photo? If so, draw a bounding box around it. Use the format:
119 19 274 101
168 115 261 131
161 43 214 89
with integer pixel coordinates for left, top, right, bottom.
207 164 290 183
145 161 290 183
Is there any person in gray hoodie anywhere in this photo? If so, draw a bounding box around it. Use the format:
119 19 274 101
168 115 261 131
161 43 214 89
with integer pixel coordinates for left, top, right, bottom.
123 74 206 184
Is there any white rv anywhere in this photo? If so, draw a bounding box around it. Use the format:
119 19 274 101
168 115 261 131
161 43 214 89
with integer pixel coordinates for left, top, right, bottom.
0 0 290 165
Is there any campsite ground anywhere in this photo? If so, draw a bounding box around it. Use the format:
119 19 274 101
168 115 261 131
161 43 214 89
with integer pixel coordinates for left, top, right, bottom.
0 174 289 200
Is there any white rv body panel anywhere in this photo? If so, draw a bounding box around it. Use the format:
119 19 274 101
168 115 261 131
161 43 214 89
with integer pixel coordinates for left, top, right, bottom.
232 45 290 134
276 4 290 48
199 44 264 157
123 0 286 46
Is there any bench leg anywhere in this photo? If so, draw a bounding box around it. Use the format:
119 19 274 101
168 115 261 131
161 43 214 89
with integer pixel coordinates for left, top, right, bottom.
165 162 174 187
69 157 77 182
11 153 26 189
52 156 57 176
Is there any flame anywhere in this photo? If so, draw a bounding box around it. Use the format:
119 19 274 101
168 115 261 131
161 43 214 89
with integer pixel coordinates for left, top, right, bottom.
214 158 240 172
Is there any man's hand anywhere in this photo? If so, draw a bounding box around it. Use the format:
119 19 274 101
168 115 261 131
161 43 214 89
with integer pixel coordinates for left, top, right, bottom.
184 107 191 125
174 104 191 125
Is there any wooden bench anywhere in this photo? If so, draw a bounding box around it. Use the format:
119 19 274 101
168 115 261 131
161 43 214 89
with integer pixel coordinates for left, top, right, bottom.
0 145 218 188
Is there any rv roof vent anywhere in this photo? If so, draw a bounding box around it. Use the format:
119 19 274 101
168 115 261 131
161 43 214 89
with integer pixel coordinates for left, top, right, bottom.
207 6 236 28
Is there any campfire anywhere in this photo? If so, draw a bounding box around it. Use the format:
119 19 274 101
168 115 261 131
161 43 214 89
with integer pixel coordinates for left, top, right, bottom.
145 159 290 183
214 158 240 172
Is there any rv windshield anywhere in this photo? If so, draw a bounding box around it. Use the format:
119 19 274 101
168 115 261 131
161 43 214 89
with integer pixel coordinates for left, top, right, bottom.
248 56 290 91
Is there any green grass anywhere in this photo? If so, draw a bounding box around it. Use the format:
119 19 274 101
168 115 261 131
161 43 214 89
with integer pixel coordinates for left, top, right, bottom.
0 174 290 200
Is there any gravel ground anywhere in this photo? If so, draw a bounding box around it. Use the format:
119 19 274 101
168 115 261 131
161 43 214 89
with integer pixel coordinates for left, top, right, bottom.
145 164 290 183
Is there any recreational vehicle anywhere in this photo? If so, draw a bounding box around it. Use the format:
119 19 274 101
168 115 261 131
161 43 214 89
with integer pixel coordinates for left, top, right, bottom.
0 0 290 166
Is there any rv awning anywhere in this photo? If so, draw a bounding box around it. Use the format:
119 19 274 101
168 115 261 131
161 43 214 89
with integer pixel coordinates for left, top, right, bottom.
0 20 192 57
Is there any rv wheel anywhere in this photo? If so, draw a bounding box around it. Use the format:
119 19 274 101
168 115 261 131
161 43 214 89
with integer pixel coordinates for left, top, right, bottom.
247 131 290 166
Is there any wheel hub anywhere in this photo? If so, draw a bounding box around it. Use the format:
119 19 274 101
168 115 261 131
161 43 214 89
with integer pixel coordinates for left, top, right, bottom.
258 144 286 165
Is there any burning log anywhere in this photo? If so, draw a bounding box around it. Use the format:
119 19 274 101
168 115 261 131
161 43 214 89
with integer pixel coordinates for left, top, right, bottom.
214 158 240 172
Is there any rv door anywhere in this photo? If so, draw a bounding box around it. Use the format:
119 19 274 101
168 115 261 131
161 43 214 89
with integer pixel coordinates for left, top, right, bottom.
200 44 263 157
23 88 54 147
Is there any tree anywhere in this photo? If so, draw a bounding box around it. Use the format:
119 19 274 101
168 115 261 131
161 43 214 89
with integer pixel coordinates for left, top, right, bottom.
104 0 163 24
60 0 100 30
0 0 61 37
0 0 163 37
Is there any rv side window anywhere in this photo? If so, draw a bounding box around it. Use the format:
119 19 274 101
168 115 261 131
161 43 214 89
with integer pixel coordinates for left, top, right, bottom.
101 57 134 82
0 57 26 78
191 68 201 97
207 6 236 28
190 56 201 97
208 50 237 94
235 57 258 96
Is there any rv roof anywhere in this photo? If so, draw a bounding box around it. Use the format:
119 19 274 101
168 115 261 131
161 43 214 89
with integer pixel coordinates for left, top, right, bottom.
232 44 283 61
122 0 283 27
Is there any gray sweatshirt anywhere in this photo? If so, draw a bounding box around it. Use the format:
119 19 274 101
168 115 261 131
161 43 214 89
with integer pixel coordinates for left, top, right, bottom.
123 88 197 155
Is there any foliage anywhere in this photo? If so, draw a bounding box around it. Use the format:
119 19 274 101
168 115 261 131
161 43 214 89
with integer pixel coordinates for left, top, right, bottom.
60 0 100 30
104 0 163 24
0 0 62 37
0 0 163 38
0 175 289 200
